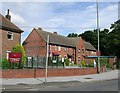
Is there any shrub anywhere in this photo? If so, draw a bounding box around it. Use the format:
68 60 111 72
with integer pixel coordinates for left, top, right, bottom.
58 61 64 66
81 60 86 67
1 59 10 69
65 59 69 66
89 60 94 67
100 58 111 68
69 61 74 66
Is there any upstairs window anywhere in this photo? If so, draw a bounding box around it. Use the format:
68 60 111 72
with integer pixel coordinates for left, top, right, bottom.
58 46 61 51
82 49 84 54
55 45 57 50
78 57 81 61
7 32 13 40
78 49 80 53
64 47 66 52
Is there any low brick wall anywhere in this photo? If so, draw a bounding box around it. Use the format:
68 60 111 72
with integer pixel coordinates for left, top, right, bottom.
1 67 106 78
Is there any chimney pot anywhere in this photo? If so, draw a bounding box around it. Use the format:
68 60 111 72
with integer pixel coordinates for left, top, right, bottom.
54 32 57 34
5 9 11 21
38 28 42 30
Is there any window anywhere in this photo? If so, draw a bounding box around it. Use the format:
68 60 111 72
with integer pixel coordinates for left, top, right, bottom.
7 32 13 40
64 47 66 52
78 49 80 53
82 49 84 54
78 57 81 61
55 45 57 50
49 45 51 50
58 46 61 51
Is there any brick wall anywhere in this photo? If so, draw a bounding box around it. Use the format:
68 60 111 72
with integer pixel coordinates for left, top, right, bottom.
2 29 21 58
2 67 106 78
49 45 75 62
23 29 46 57
76 37 84 64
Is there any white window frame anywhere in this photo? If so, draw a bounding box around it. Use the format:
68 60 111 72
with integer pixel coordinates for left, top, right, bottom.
64 47 66 52
82 49 84 54
6 50 11 60
78 49 80 53
58 46 61 51
55 45 57 50
7 31 13 40
78 57 81 61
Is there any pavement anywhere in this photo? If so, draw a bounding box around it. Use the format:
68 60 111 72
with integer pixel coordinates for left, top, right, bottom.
0 70 119 85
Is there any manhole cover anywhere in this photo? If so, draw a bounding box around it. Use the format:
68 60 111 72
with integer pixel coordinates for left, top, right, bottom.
84 78 92 79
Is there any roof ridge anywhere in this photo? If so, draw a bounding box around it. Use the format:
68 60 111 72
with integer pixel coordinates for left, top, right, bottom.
0 13 23 32
34 28 71 39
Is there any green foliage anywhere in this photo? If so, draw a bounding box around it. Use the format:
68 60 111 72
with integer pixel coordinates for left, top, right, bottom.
117 60 120 69
89 61 94 67
1 59 10 69
67 33 79 37
58 61 64 66
99 58 111 68
69 62 74 66
67 20 120 61
65 59 69 66
81 60 86 67
11 44 26 68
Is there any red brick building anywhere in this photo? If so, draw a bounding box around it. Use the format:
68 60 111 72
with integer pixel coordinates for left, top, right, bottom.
0 9 23 59
23 28 96 65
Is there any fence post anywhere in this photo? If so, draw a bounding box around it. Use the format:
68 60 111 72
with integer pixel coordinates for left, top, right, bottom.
31 57 34 68
37 56 38 68
26 57 28 68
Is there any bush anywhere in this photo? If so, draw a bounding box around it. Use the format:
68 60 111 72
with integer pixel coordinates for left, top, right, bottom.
81 60 86 67
88 60 94 67
1 59 10 69
58 61 64 66
65 59 69 66
100 58 111 68
69 61 74 66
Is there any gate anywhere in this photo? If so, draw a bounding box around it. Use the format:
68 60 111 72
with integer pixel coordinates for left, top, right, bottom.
25 56 46 68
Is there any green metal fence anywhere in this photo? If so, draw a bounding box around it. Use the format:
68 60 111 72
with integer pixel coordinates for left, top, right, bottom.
25 56 64 69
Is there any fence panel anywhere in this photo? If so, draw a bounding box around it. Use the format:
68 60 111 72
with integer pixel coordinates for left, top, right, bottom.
25 56 64 69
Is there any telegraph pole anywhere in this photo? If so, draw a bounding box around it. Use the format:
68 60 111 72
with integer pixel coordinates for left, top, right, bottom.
45 35 49 83
96 0 100 73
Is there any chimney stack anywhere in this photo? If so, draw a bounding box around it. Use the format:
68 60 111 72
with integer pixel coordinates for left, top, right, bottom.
38 27 42 30
53 32 57 34
5 9 11 21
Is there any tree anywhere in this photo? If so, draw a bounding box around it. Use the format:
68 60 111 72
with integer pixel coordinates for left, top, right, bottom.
79 30 98 49
109 20 120 68
67 33 78 37
11 44 26 68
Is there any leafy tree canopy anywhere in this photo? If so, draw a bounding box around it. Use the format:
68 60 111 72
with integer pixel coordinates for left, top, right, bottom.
67 20 120 59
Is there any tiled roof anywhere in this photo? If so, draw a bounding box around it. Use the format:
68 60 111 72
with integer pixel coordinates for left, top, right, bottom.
84 42 96 51
0 13 23 33
35 28 78 48
35 28 96 51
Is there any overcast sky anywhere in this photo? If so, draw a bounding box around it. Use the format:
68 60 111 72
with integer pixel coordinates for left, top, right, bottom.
1 1 119 43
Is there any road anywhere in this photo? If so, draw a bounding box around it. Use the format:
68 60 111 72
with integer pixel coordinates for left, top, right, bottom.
2 79 119 91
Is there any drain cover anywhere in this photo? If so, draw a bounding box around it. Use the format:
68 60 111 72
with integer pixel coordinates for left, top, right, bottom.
84 78 92 79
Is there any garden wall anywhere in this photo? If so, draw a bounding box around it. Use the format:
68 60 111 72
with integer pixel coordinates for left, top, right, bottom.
1 67 106 78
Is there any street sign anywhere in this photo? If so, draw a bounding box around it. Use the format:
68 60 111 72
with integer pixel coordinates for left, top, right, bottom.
96 51 101 56
8 52 22 63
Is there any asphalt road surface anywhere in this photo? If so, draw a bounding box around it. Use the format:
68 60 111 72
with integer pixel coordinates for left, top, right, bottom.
2 79 119 91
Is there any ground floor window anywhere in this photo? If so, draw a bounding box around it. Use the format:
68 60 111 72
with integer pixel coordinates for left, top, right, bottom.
78 57 81 61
